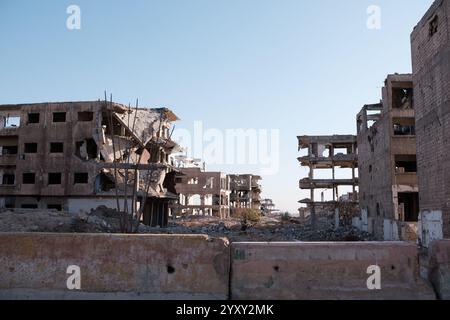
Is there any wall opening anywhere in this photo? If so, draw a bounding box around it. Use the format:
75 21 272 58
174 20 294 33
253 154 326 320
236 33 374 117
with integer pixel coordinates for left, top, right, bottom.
429 15 439 37
1 145 18 155
75 139 98 160
2 174 15 185
21 204 38 209
392 88 413 109
22 173 36 184
398 192 419 222
48 173 62 185
74 173 89 184
24 143 38 153
50 142 64 153
78 111 94 122
94 172 116 192
395 155 417 173
27 113 40 124
53 112 66 123
47 204 62 211
393 118 415 136
2 116 20 128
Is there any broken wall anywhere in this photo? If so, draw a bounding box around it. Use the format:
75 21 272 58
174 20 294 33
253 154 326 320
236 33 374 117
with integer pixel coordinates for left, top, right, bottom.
411 0 450 241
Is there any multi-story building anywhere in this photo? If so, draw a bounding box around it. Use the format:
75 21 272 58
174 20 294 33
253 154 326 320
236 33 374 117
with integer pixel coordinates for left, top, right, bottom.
0 101 180 227
229 174 262 213
297 135 358 227
411 0 450 246
356 74 419 241
171 161 231 218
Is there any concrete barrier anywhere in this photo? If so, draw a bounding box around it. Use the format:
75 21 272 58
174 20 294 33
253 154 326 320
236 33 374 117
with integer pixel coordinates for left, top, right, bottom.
0 233 230 299
428 239 450 299
231 242 436 300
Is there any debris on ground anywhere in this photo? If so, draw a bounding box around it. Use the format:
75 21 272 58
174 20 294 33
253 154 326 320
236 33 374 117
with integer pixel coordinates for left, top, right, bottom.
0 207 375 242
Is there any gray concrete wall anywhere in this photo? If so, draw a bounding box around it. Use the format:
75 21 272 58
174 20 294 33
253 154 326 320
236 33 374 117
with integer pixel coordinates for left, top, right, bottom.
0 233 446 300
0 233 230 300
230 242 436 300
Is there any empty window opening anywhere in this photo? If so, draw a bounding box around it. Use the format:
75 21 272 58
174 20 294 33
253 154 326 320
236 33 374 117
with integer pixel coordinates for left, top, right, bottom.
47 204 62 211
204 177 214 189
333 148 349 156
48 173 62 185
1 115 20 128
24 143 38 153
1 145 18 155
74 172 89 184
50 142 64 153
395 155 417 173
392 88 413 109
4 197 15 208
53 112 66 123
398 192 419 222
21 204 38 209
75 139 98 160
27 113 40 124
78 111 94 122
2 174 15 185
94 172 116 192
188 177 199 185
189 194 202 206
22 173 36 184
429 15 439 37
393 118 415 136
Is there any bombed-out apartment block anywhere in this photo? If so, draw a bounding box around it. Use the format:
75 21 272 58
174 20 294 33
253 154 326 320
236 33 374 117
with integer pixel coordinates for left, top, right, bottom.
297 135 358 226
229 174 262 214
171 156 231 219
0 101 180 227
356 74 418 241
411 0 450 246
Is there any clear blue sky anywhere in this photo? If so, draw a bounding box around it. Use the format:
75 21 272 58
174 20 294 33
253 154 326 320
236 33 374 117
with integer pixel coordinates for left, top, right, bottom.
0 0 434 213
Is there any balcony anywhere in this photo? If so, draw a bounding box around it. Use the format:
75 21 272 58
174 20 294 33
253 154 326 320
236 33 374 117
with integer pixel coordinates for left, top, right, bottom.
0 127 19 136
0 155 17 166
395 172 418 186
299 178 358 189
0 184 16 195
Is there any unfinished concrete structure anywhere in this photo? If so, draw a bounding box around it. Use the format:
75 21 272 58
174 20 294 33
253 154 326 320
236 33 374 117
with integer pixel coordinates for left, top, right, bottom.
411 0 450 246
356 74 418 241
229 174 262 214
0 101 180 227
261 198 278 216
171 165 231 219
297 135 358 227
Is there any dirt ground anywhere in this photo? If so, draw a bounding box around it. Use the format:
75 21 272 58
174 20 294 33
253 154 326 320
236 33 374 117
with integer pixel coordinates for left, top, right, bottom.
0 207 375 242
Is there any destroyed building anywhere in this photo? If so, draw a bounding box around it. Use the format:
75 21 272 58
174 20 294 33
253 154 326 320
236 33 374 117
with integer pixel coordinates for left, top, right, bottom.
261 198 278 216
0 101 180 227
411 0 450 246
229 174 262 214
356 74 418 241
297 135 358 226
170 156 231 219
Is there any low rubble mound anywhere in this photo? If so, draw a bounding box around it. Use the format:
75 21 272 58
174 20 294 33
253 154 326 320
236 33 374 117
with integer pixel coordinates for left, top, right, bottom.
0 208 375 242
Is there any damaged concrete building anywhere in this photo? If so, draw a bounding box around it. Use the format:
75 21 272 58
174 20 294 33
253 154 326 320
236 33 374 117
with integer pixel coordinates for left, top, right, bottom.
411 0 450 246
355 74 418 241
261 198 278 216
229 174 262 214
297 135 358 227
0 101 180 227
170 156 231 219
